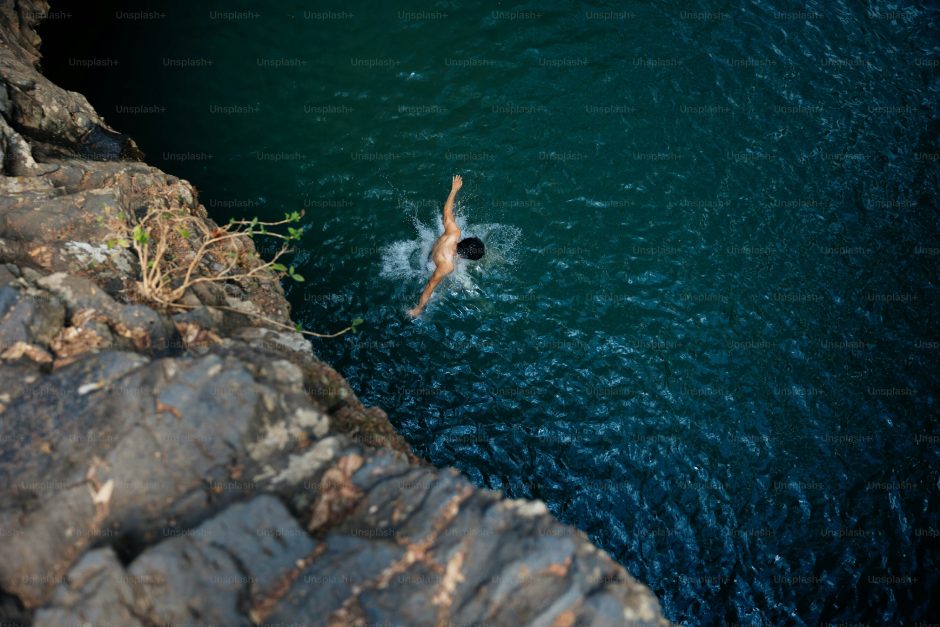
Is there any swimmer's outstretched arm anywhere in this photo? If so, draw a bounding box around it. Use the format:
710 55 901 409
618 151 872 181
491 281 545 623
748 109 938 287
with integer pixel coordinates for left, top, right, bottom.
408 269 446 317
443 174 462 231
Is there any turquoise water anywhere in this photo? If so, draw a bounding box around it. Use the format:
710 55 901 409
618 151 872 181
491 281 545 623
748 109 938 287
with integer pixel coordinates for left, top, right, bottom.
42 1 940 623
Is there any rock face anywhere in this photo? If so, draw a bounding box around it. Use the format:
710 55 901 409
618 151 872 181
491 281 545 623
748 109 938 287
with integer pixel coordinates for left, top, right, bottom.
0 1 669 625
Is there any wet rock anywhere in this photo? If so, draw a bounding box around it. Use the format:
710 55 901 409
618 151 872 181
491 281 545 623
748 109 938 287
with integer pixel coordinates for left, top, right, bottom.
78 124 144 162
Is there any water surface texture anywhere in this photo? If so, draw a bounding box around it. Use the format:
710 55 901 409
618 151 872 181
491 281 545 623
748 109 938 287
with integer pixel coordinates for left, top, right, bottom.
42 1 940 623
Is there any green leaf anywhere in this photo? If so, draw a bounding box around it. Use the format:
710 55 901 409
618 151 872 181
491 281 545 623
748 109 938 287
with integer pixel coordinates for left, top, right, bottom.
270 263 287 272
290 273 305 283
295 322 302 332
178 227 191 239
132 225 149 245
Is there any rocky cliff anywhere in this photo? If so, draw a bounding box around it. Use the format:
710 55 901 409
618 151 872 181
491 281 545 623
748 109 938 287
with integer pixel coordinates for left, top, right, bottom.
0 2 668 625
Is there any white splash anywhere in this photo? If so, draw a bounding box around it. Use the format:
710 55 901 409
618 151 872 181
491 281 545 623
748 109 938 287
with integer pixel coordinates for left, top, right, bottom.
380 201 522 306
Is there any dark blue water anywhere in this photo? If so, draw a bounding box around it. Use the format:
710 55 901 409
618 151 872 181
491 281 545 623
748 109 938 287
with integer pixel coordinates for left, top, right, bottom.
41 1 940 623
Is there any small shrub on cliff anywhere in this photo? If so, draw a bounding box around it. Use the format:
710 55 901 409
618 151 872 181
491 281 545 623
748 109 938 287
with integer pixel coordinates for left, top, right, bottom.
112 204 361 338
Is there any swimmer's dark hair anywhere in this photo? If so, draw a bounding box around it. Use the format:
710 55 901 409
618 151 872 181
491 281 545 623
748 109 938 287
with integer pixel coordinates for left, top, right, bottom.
456 237 485 260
